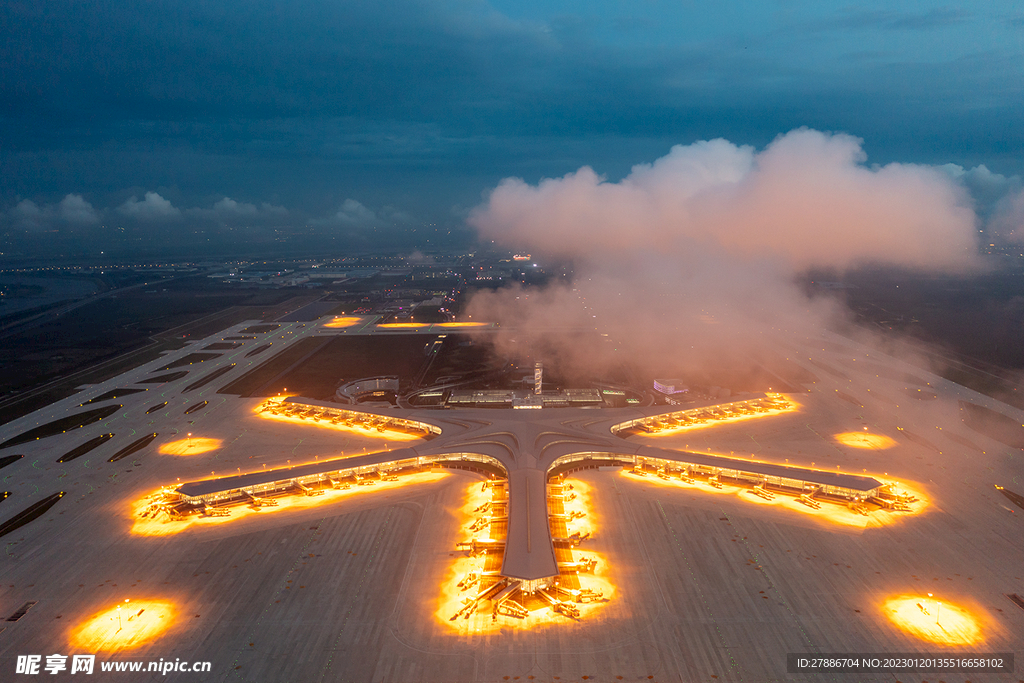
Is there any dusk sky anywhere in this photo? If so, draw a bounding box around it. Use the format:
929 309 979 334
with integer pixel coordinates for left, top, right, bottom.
2 0 1023 255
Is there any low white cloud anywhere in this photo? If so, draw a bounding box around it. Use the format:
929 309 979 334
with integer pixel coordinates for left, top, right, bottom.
4 192 295 235
6 194 98 230
118 191 181 220
942 163 1024 241
213 197 260 217
334 198 378 226
8 199 46 232
942 163 1023 214
315 198 411 228
406 249 435 264
57 194 99 224
185 197 289 223
12 199 42 220
989 189 1024 244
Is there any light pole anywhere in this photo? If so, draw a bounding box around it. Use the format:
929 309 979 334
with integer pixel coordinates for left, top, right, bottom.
116 599 128 632
927 593 938 624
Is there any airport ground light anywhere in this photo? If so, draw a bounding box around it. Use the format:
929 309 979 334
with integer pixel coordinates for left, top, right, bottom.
834 431 897 450
321 316 363 328
883 594 985 646
157 436 222 456
69 599 177 652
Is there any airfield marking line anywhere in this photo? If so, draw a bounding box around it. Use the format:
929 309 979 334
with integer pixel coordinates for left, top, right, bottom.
227 516 329 680
727 509 822 659
317 507 395 683
656 500 745 681
805 423 845 456
618 480 670 618
0 338 163 410
387 500 427 623
0 301 256 421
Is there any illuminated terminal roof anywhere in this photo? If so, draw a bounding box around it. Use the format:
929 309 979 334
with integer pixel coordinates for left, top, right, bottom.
447 388 604 409
176 447 422 498
636 446 882 492
174 394 886 581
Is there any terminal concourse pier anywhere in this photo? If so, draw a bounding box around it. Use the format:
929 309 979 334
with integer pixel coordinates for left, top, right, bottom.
163 394 899 586
0 313 1021 682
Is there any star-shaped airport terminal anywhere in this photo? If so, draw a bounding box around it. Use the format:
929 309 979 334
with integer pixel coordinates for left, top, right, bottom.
1 309 1022 681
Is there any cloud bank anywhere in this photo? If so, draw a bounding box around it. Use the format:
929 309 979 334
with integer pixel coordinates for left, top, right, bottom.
118 192 181 221
990 190 1024 244
8 194 99 230
185 197 289 223
466 129 985 381
314 199 413 228
472 128 980 272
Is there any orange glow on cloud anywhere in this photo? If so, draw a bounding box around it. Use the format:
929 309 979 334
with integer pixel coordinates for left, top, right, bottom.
322 316 363 328
70 599 176 651
470 129 980 272
835 431 896 449
883 595 983 646
434 322 490 327
376 322 428 328
158 437 222 456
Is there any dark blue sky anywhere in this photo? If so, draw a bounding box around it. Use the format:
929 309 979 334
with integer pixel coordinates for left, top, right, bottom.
2 0 1022 255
